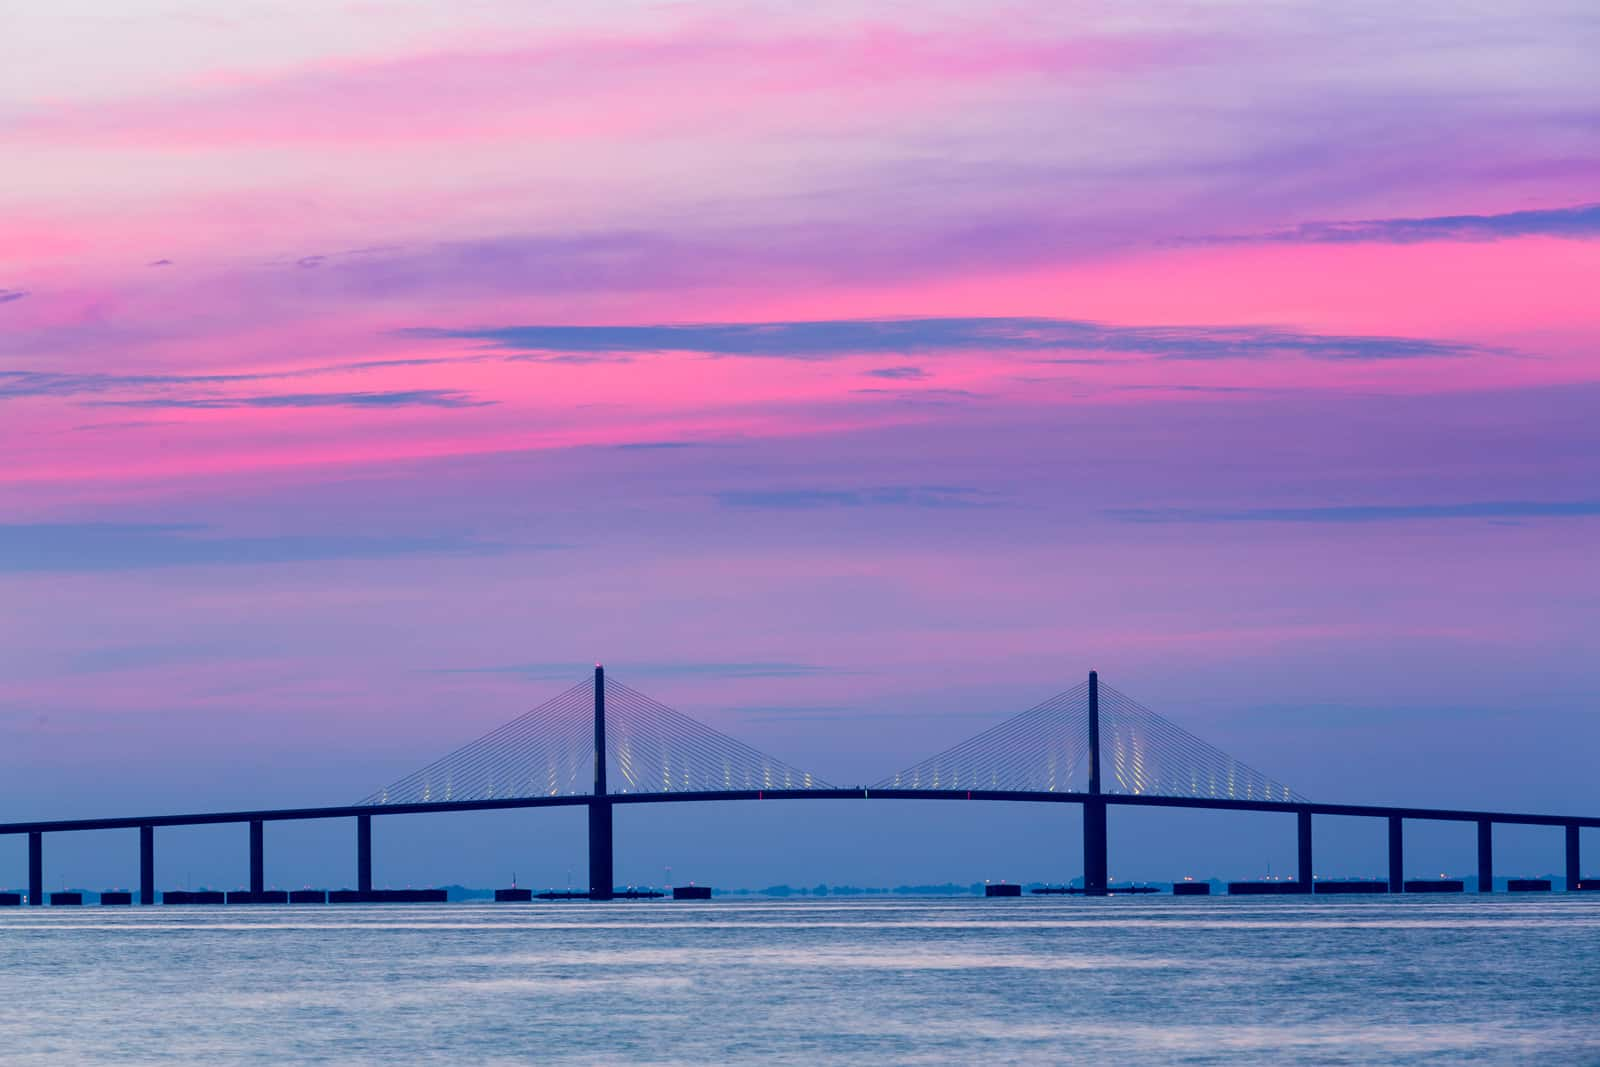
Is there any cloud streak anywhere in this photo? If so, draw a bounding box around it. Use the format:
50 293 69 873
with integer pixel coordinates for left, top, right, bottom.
409 317 1490 363
1217 203 1600 245
1 363 487 408
433 661 832 680
91 389 490 410
0 522 513 572
10 26 1191 149
1110 500 1600 524
715 486 997 510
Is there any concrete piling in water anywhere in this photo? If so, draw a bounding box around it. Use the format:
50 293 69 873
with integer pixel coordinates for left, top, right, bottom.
356 815 372 895
1388 817 1404 894
28 832 42 907
249 820 265 896
1478 820 1494 894
1404 879 1464 893
1567 825 1582 891
1297 811 1313 892
139 825 155 906
1228 881 1303 895
1314 880 1388 894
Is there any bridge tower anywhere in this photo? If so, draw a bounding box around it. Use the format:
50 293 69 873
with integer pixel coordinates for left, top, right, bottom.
1083 670 1108 895
589 665 614 900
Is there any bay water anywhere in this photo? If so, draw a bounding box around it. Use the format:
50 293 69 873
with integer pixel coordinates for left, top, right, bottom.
3 896 1597 1064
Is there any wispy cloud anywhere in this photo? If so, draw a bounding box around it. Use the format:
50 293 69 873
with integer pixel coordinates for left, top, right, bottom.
611 440 710 451
64 642 230 675
1 369 276 400
69 419 181 433
864 365 928 380
1 363 487 407
0 522 512 572
1110 500 1600 524
716 486 997 510
851 387 981 403
433 661 832 680
1212 203 1600 245
11 26 1186 149
727 704 992 722
409 316 1489 363
0 289 28 304
91 389 490 410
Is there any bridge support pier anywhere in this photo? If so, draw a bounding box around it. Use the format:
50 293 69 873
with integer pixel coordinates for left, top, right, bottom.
589 665 614 901
249 820 265 895
1568 824 1582 891
1082 799 1107 895
357 815 372 894
1297 810 1313 891
1081 670 1107 895
1388 816 1404 893
589 801 614 901
28 832 42 906
140 825 154 904
1478 820 1493 893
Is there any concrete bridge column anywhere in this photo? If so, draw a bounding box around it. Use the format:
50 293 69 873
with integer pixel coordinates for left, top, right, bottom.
589 800 614 901
1477 820 1493 893
1082 799 1108 895
1567 824 1582 891
28 831 42 905
589 664 614 900
356 815 372 893
1297 810 1313 891
1082 670 1107 895
140 825 154 904
249 820 265 895
1387 816 1404 893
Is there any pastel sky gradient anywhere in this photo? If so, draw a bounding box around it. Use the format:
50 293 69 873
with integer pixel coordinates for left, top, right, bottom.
3 0 1598 887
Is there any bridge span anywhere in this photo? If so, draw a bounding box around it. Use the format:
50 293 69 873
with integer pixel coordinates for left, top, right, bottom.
2 668 1593 902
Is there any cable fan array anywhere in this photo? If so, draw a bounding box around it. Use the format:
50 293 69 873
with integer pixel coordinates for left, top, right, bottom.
872 681 1091 793
604 677 830 793
359 674 834 804
1096 682 1303 802
358 680 595 805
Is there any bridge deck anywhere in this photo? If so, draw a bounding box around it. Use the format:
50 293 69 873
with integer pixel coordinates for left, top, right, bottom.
2 787 1597 837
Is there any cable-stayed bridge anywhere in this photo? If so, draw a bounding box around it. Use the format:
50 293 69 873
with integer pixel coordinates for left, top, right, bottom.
2 667 1594 903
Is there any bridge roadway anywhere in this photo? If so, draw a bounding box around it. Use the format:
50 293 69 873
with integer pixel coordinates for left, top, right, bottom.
2 786 1594 903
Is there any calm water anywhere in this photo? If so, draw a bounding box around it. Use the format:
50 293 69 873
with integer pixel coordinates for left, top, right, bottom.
3 896 1599 1064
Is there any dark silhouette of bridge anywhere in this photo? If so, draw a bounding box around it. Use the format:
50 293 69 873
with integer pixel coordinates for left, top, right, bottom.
2 667 1595 903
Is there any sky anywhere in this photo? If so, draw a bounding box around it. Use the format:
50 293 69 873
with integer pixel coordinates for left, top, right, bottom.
2 0 1598 891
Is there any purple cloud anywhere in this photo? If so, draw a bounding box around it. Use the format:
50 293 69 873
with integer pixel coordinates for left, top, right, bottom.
1209 203 1600 245
90 389 491 410
407 317 1493 362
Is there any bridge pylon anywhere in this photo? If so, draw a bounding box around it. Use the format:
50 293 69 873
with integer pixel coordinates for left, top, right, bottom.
1084 670 1108 895
589 665 614 901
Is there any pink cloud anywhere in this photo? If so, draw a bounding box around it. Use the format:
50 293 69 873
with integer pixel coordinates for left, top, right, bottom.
10 24 1196 149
